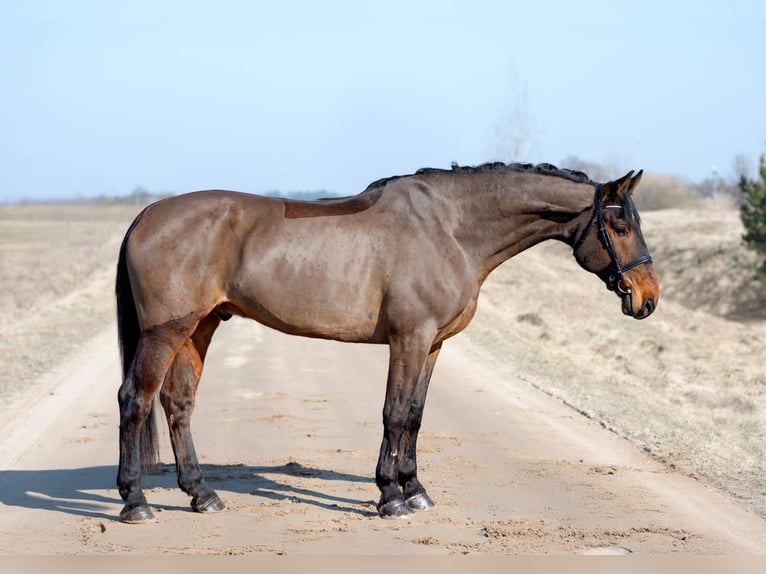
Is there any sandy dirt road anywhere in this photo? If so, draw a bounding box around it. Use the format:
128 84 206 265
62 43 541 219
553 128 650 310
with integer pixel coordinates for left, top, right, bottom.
1 317 765 555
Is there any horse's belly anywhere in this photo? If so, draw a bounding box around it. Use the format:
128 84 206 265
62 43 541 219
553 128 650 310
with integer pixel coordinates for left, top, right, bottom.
230 261 385 343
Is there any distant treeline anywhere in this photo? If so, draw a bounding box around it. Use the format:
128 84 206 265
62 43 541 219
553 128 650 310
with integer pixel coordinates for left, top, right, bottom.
10 153 755 209
34 187 341 206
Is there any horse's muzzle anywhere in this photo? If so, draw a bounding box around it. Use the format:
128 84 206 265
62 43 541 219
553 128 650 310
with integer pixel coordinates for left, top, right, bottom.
612 266 658 320
633 296 656 320
618 286 656 320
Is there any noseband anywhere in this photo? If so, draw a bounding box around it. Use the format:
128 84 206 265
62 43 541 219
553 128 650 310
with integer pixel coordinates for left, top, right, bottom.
572 184 653 296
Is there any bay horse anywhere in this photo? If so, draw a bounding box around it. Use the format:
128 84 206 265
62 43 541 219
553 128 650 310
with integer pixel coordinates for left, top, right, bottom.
115 162 659 523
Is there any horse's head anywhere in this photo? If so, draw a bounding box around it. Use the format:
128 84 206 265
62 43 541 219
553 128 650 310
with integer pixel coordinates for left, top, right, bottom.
573 170 659 320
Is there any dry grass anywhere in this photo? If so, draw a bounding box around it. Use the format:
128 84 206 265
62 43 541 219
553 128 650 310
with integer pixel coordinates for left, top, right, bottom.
0 204 140 400
0 199 763 520
464 200 765 517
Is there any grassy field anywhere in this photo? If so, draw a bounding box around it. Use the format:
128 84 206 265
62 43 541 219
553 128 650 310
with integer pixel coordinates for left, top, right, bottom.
464 202 765 517
0 198 763 520
0 204 140 399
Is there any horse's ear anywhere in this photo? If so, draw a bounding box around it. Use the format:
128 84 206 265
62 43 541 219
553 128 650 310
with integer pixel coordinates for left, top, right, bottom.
600 170 634 203
625 169 643 195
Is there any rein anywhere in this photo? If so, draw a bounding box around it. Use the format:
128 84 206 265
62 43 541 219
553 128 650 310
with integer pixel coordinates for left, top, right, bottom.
572 183 653 297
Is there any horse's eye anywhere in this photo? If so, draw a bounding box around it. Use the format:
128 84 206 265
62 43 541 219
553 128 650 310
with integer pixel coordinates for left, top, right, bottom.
615 226 628 237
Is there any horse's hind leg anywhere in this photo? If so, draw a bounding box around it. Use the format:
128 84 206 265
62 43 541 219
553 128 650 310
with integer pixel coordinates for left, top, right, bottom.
118 319 195 523
160 314 224 513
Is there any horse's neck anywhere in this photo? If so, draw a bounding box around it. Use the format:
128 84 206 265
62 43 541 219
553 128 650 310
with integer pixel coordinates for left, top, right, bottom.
451 173 594 277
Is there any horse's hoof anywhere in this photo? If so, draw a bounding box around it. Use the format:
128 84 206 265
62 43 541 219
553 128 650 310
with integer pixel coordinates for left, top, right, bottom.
192 492 225 513
406 492 435 511
119 503 157 524
377 499 414 519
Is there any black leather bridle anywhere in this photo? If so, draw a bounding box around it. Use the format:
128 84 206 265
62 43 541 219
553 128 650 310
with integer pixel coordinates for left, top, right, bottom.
572 183 653 299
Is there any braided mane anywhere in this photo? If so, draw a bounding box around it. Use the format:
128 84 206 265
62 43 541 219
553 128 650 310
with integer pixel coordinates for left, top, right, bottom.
365 161 594 191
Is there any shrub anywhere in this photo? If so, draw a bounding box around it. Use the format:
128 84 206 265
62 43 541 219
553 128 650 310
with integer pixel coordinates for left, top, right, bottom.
632 172 698 211
740 154 766 263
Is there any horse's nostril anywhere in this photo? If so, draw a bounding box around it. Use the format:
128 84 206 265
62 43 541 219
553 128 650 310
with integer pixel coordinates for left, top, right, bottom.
643 297 655 315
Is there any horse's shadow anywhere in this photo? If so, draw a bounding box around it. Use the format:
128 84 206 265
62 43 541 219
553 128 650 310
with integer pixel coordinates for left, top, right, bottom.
0 462 378 522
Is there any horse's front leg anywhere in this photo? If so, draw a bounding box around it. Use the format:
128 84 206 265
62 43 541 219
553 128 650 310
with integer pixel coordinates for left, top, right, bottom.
375 331 437 519
398 343 441 511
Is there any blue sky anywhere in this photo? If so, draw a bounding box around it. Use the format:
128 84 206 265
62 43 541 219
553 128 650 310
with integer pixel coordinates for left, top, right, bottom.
1 1 764 201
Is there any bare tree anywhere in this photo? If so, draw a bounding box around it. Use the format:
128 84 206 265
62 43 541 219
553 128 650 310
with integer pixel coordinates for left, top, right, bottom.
488 67 537 163
731 153 754 185
558 155 621 182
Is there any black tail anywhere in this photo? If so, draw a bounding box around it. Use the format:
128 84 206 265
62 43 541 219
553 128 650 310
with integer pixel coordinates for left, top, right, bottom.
116 209 159 472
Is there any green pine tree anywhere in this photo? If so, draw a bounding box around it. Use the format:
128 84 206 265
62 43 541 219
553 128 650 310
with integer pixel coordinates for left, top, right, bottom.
740 154 766 266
